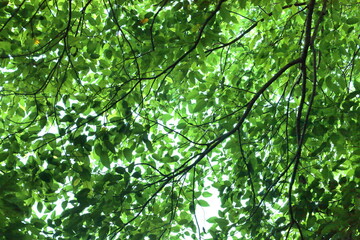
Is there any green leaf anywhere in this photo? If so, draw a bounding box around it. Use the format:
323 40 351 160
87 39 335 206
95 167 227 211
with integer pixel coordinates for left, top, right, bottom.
101 155 110 168
192 99 207 113
206 216 218 223
0 152 9 162
90 53 100 59
37 202 43 213
74 135 87 145
132 171 141 178
355 167 360 178
104 140 116 153
144 139 154 152
94 143 102 157
79 167 91 181
346 17 359 25
189 204 195 214
99 226 109 239
177 123 187 129
128 162 135 173
132 123 144 134
215 218 229 230
39 171 52 183
115 166 126 174
202 192 212 198
197 199 210 207
123 148 132 161
104 49 113 59
96 145 110 168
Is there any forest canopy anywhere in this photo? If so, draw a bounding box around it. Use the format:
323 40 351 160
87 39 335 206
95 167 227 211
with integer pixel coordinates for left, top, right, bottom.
0 0 359 239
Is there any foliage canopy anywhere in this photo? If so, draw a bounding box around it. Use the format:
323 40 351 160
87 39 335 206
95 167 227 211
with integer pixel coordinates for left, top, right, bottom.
0 0 359 239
